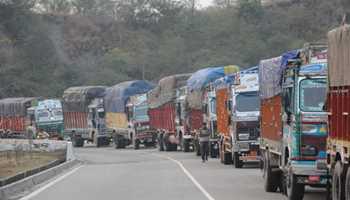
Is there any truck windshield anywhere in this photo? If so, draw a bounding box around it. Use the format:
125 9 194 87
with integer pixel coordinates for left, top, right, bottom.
236 92 260 112
134 106 148 121
300 78 326 112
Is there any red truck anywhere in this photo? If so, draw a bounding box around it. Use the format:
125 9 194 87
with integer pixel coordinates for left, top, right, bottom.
148 74 191 151
0 98 38 138
327 25 350 200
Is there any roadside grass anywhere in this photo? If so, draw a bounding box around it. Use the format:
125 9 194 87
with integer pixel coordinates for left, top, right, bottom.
0 151 65 179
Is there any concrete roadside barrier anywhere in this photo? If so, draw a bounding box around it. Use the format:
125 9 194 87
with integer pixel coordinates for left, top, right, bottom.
0 159 80 200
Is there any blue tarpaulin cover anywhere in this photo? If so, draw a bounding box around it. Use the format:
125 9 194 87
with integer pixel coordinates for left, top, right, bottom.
187 66 239 91
279 50 300 75
104 80 154 113
213 74 235 89
186 65 239 109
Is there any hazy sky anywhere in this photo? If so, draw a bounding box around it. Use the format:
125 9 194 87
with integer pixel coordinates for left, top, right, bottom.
198 0 213 8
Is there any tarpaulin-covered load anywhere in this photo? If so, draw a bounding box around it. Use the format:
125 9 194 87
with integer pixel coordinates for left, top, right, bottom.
328 25 350 87
258 57 282 99
62 86 106 112
213 74 235 89
104 80 154 113
186 65 239 109
148 74 191 109
0 98 38 116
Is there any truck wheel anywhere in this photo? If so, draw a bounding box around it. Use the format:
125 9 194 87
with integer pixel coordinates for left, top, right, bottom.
224 152 233 165
345 166 350 200
172 144 178 151
286 172 305 200
114 135 125 149
74 137 84 147
333 161 345 200
96 137 102 148
234 152 243 168
183 139 190 152
134 139 140 150
263 152 278 192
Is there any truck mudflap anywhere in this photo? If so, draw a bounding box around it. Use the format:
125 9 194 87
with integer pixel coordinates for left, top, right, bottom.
287 161 330 185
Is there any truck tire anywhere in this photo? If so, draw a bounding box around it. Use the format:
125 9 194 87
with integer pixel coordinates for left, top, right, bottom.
345 166 350 200
183 139 190 152
333 161 345 200
73 137 84 147
172 144 178 151
263 152 278 192
114 135 125 149
234 152 243 168
286 172 304 200
223 152 233 165
96 137 102 148
134 139 140 150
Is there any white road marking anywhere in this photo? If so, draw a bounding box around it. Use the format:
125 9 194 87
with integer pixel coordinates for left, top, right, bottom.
155 154 216 200
20 164 84 200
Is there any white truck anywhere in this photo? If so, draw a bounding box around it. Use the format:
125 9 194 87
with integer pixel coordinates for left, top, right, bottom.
231 67 261 168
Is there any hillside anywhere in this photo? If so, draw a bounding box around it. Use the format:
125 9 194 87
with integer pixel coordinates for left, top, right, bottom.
0 0 349 98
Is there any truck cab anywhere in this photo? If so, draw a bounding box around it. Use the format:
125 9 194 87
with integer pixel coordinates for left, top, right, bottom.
127 94 157 149
34 99 64 139
281 59 328 199
88 98 110 147
231 67 260 168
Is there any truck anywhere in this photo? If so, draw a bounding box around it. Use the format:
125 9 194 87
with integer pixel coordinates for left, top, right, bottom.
214 75 235 164
327 25 350 200
259 44 329 200
231 67 261 168
126 93 157 149
103 80 154 149
148 74 191 151
34 99 64 139
62 86 108 147
175 86 203 152
0 97 38 138
186 66 239 157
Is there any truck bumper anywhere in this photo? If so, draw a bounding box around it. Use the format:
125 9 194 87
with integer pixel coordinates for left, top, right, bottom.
289 161 330 185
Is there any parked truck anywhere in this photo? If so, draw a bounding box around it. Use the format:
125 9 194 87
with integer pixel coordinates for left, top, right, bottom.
104 80 154 149
327 25 350 200
126 93 157 149
0 97 38 138
259 44 329 200
215 76 234 164
231 67 261 168
62 86 108 147
34 99 64 139
187 66 239 157
148 74 191 151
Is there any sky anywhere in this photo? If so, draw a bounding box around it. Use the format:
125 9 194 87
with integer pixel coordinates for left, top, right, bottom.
198 0 213 8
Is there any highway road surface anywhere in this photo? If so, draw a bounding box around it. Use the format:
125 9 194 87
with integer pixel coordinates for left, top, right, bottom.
19 146 327 200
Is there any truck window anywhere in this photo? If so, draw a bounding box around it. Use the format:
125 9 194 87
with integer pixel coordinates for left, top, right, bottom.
283 87 293 114
299 79 326 112
236 92 260 112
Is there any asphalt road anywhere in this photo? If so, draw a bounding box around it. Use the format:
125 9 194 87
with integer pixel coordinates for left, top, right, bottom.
20 146 327 200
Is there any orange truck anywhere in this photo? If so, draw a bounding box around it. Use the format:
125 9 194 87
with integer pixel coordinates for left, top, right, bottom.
216 85 232 164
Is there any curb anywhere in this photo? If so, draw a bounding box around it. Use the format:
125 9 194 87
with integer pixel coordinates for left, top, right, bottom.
0 159 80 200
